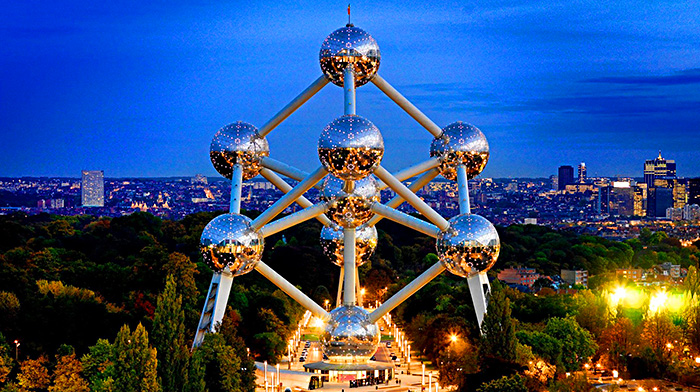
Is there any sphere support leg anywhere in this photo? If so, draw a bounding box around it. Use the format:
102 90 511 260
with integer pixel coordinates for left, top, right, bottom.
193 271 234 348
369 262 446 323
456 164 470 214
230 164 244 213
343 68 356 115
336 266 344 308
468 271 490 328
355 267 362 307
343 227 356 306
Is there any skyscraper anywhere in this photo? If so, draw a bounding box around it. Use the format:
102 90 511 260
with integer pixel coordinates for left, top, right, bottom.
81 170 104 207
578 162 587 183
689 178 700 205
558 165 574 191
644 151 676 188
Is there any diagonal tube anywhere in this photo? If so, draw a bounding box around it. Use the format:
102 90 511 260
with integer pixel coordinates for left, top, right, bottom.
376 158 441 190
370 203 440 238
259 75 330 137
371 74 443 138
251 166 328 231
260 158 323 190
258 203 329 238
367 168 439 227
369 262 446 323
255 261 329 320
374 166 450 231
259 168 331 226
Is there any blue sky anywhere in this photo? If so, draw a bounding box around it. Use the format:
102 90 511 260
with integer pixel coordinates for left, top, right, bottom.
1 0 699 178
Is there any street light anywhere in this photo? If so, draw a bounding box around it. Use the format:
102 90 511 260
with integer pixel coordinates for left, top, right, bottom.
450 334 458 343
695 356 700 365
13 340 19 361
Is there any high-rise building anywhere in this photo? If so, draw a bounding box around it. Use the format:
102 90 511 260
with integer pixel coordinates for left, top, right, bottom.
558 165 574 191
578 162 587 183
644 151 676 188
688 178 700 205
649 187 673 217
81 170 104 207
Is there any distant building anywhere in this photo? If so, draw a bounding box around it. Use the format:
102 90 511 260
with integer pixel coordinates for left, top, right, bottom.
578 162 587 183
561 269 588 287
191 174 208 185
558 166 575 191
523 218 538 225
498 266 540 287
683 204 700 221
657 262 680 280
598 182 645 216
666 207 683 221
617 268 645 282
648 187 673 217
644 151 676 189
688 178 700 205
50 199 64 209
550 175 558 191
81 170 104 207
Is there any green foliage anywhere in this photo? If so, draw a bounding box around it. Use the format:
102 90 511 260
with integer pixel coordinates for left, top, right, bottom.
0 333 13 384
113 323 161 392
480 290 517 362
544 317 597 371
194 333 243 392
81 339 115 391
476 374 528 392
152 275 189 392
515 330 563 369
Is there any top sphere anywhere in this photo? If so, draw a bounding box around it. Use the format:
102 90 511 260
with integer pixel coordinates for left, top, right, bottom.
430 122 489 181
318 115 384 181
436 214 500 278
320 25 381 87
210 122 269 180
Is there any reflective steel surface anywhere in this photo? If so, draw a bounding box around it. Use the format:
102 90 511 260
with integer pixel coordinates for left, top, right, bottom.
321 305 380 363
430 122 489 181
210 122 270 180
318 115 384 181
320 175 380 227
320 223 378 267
200 213 264 275
320 25 380 87
437 214 500 278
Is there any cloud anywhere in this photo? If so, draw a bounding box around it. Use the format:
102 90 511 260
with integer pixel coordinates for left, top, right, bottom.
583 68 700 86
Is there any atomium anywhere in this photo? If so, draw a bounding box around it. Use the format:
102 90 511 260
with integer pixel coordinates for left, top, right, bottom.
320 224 378 267
321 175 380 228
321 305 380 362
210 122 270 180
437 214 500 278
430 121 489 181
320 25 381 87
200 213 264 275
318 115 384 181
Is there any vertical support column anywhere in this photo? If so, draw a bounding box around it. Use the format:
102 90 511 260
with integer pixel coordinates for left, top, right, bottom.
343 227 356 306
193 164 245 348
468 271 490 327
456 164 470 214
230 164 244 213
355 268 362 307
344 68 356 115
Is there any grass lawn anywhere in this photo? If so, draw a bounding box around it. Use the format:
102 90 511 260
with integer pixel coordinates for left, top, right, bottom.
302 334 320 341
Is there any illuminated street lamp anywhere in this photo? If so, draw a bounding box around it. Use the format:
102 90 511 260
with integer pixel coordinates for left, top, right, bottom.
450 334 458 343
276 363 280 392
695 356 700 365
13 340 19 361
612 370 618 379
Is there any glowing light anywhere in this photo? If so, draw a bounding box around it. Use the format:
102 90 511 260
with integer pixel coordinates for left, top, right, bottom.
311 317 325 329
649 290 669 314
450 334 458 343
695 356 700 364
610 287 628 306
666 342 673 350
612 370 618 379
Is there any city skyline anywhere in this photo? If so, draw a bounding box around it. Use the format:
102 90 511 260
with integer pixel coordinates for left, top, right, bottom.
2 1 699 178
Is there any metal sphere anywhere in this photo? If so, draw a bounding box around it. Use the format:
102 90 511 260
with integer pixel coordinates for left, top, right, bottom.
437 214 500 278
321 305 380 363
320 224 378 267
430 122 489 181
318 115 384 181
320 175 380 228
200 213 264 275
319 25 380 87
210 122 270 180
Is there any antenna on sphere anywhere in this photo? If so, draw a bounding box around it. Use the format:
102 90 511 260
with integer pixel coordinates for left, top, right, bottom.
347 4 352 26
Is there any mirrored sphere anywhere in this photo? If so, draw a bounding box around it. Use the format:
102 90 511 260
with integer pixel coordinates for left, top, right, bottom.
321 175 380 227
320 25 380 87
318 115 384 181
210 122 270 180
321 305 380 363
320 224 378 267
437 214 500 278
200 213 264 275
430 122 489 181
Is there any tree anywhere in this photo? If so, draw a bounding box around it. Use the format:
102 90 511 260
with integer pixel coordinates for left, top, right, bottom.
17 355 50 391
687 305 700 355
81 338 115 392
544 317 597 372
163 252 200 327
50 352 89 392
113 324 161 392
600 316 637 371
476 374 527 392
218 308 256 392
194 333 243 392
185 351 206 392
152 275 189 392
480 290 517 362
515 330 563 369
641 310 681 357
0 333 13 384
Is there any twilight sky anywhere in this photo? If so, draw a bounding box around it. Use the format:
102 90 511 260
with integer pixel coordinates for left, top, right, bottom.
1 0 699 178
